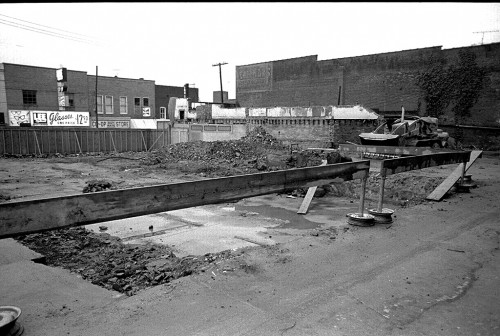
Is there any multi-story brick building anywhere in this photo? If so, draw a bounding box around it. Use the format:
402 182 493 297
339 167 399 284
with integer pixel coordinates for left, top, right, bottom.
0 63 91 127
0 62 196 129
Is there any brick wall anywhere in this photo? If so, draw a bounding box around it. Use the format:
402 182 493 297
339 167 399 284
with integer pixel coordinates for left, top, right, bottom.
156 85 199 119
66 70 90 112
4 63 59 111
87 76 155 119
440 44 500 126
246 118 378 148
236 44 500 127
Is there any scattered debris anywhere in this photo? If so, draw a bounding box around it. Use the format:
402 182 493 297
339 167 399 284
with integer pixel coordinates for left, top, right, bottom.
82 180 114 193
14 227 237 296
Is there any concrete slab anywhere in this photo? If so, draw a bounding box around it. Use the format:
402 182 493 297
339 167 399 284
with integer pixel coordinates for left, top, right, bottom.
85 195 359 257
0 238 44 266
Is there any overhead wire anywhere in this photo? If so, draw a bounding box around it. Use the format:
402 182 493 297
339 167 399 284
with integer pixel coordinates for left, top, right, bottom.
0 15 97 45
0 13 95 39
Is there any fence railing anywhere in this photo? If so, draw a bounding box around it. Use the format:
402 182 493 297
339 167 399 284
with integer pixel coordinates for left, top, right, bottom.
0 127 171 155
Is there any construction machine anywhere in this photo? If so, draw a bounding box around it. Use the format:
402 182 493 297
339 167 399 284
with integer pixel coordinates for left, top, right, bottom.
359 108 449 148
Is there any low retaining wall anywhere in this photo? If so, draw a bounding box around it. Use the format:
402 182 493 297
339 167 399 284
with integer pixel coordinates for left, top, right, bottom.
247 118 379 149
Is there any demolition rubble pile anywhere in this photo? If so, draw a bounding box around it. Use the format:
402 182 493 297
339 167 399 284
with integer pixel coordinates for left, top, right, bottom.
142 126 287 168
141 126 348 175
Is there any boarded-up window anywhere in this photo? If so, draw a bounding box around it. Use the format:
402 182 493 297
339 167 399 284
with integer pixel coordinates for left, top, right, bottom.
218 125 232 132
204 125 217 132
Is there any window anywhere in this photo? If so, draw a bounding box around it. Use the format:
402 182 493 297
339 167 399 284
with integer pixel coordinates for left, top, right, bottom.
97 95 104 114
134 97 141 106
143 97 149 107
67 93 74 108
160 107 167 119
22 90 37 106
105 95 113 114
120 96 128 114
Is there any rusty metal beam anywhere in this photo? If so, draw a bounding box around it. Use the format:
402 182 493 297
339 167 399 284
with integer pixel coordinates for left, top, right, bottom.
0 161 370 238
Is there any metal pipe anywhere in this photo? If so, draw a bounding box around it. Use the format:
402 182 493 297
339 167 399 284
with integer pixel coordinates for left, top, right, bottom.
460 161 466 185
377 176 386 212
358 176 368 216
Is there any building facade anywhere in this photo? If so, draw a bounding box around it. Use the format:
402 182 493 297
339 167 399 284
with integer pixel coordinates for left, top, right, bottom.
0 62 193 129
156 84 199 120
236 43 500 127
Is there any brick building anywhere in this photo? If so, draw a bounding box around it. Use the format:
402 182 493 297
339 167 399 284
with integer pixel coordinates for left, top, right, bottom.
156 84 199 120
236 43 500 128
0 62 195 129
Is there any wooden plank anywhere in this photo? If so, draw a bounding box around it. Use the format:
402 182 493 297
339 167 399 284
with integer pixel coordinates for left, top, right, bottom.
297 160 327 214
0 161 370 238
381 151 471 176
426 150 483 201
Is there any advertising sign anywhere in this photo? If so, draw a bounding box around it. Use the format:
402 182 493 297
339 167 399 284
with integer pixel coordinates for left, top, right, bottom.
33 111 89 126
236 62 273 93
91 120 130 128
8 110 30 126
9 110 90 127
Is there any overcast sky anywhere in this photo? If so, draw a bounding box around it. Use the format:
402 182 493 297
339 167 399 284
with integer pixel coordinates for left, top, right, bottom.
1 2 499 102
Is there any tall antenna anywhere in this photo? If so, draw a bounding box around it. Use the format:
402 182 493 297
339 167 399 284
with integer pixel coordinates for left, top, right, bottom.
473 30 499 44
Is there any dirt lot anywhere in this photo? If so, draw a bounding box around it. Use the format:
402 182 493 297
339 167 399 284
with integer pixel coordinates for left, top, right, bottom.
1 129 499 335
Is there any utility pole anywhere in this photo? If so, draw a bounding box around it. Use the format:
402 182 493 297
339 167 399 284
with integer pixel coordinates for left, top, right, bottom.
473 30 499 44
95 66 99 128
212 62 227 104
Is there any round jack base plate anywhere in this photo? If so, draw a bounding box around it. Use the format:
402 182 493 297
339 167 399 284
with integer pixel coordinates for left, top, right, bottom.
346 213 375 227
368 208 394 224
2 322 24 336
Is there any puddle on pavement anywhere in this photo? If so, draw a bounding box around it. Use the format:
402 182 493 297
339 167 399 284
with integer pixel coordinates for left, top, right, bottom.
235 203 320 230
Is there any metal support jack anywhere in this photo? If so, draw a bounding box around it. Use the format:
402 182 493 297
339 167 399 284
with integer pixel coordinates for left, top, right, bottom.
346 175 375 226
368 167 395 224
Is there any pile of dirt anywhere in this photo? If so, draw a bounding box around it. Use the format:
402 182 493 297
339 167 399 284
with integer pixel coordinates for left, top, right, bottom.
141 127 353 177
326 171 445 207
15 227 237 297
141 126 288 168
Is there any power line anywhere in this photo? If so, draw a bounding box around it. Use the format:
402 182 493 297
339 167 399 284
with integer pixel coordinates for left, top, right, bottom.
0 13 95 39
0 18 94 44
0 17 96 44
473 30 499 45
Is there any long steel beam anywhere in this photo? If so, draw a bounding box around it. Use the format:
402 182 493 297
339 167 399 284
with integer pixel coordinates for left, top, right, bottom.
338 143 447 156
380 151 471 177
0 161 370 238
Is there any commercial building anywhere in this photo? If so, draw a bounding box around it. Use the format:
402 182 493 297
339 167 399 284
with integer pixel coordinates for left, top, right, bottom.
0 62 197 129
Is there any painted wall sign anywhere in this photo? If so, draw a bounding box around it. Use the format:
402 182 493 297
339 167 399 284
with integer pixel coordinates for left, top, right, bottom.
8 110 30 126
236 63 273 93
91 120 130 128
9 110 90 127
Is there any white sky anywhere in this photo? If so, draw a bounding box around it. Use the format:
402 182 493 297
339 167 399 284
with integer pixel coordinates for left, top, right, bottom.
1 2 499 102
